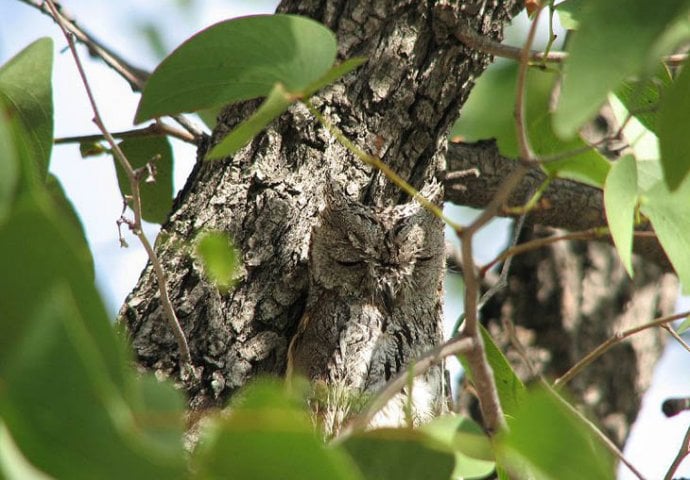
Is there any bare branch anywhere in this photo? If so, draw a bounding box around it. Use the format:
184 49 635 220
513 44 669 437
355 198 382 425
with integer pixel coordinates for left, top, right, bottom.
444 140 673 271
44 0 194 369
555 310 690 387
54 121 196 145
454 21 688 67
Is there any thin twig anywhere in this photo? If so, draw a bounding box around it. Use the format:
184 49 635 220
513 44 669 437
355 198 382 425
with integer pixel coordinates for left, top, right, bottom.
20 0 148 90
664 424 690 480
20 0 204 140
480 228 657 276
662 324 690 354
555 310 690 387
338 336 475 437
54 121 196 145
44 0 193 368
454 6 546 436
454 21 688 67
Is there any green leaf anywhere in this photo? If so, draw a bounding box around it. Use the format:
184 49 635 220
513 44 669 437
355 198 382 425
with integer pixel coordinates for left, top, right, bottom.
604 155 638 276
0 197 186 479
658 58 690 190
0 422 52 480
207 57 366 159
615 65 672 135
45 174 93 274
497 387 615 480
640 178 690 293
0 38 53 186
342 429 454 480
421 415 496 479
194 379 361 480
135 14 338 122
194 230 241 291
458 325 526 418
207 82 293 159
453 64 610 188
114 136 174 224
0 195 126 384
0 96 18 220
554 0 586 30
554 0 690 138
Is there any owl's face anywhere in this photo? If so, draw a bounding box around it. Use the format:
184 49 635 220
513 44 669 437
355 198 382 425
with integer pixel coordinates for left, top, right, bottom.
309 183 444 311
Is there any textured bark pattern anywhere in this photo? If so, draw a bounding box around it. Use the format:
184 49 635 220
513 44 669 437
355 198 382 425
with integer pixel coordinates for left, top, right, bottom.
479 225 678 445
120 0 677 444
121 0 519 414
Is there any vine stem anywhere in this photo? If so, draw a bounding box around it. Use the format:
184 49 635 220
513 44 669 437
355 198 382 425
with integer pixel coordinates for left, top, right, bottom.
44 0 193 368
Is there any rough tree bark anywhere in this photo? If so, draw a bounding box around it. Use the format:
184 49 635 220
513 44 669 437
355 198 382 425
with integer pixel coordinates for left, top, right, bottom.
120 0 678 443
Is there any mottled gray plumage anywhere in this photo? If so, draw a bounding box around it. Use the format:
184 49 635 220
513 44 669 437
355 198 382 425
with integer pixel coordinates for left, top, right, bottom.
288 181 446 434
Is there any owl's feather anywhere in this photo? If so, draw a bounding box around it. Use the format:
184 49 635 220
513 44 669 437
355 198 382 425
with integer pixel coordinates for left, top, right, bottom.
288 181 446 435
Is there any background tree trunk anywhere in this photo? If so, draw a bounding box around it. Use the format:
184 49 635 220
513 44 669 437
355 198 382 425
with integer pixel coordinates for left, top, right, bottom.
120 0 678 443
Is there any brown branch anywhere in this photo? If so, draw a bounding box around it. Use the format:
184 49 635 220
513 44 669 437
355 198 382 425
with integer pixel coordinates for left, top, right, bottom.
453 7 547 437
665 424 690 480
443 140 673 271
454 21 688 67
54 121 196 145
554 310 690 387
44 0 194 369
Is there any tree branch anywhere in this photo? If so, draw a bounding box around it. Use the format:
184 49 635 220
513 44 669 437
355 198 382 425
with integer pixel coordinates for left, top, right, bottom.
443 140 673 271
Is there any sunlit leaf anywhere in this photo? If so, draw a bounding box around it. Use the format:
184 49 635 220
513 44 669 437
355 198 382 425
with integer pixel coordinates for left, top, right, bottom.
135 14 338 122
497 387 615 480
0 38 53 187
554 0 586 30
554 0 690 138
658 58 690 190
615 65 672 135
207 83 293 159
640 178 690 293
676 315 690 335
604 155 638 276
453 64 610 188
421 415 496 479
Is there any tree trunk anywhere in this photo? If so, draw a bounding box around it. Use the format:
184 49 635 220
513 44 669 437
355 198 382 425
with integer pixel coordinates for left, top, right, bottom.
120 0 677 443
